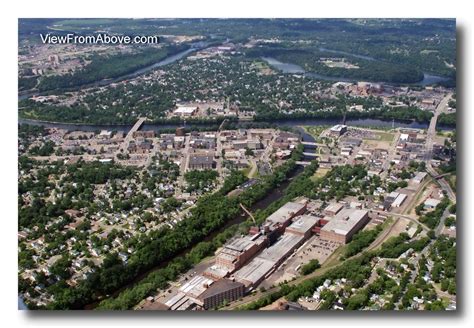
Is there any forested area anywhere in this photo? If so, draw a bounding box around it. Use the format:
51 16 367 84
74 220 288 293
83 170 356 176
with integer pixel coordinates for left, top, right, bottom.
342 224 384 259
247 47 424 84
437 113 457 127
256 102 433 123
429 236 456 296
418 197 451 229
377 233 431 258
300 259 321 275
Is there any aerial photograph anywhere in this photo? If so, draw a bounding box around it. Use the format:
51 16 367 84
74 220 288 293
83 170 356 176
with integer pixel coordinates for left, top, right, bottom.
17 18 457 311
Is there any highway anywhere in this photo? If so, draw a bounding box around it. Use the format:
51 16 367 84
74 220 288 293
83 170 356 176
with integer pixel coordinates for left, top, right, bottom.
424 93 456 202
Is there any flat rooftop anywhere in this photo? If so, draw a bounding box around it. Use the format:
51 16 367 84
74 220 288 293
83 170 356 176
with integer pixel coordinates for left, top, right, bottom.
413 172 428 182
265 201 306 226
286 215 320 235
179 275 214 298
216 252 238 263
321 208 369 236
174 106 197 114
198 279 244 300
226 235 260 252
189 154 214 165
324 202 344 214
203 265 229 279
257 233 304 263
330 124 347 132
165 292 187 309
233 257 275 286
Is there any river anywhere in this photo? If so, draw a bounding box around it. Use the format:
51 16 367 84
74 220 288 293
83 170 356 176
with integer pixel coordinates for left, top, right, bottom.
18 296 28 310
18 42 208 101
19 116 454 133
261 56 451 86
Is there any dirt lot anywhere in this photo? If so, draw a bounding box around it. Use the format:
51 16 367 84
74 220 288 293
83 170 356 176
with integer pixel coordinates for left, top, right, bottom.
441 225 456 238
383 217 411 241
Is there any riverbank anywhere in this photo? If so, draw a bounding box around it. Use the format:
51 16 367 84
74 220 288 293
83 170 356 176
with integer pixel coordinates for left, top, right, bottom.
19 116 453 134
261 55 452 87
18 42 208 100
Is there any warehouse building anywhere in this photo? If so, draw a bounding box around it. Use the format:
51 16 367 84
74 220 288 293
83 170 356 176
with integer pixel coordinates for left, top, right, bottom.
412 172 428 184
165 292 198 311
197 279 245 309
262 201 307 236
203 265 231 281
285 215 320 238
232 257 275 289
323 202 344 216
165 275 245 310
233 232 306 289
233 216 319 289
179 275 215 299
320 209 369 244
392 193 407 208
329 124 348 137
424 198 441 209
187 153 215 170
258 233 305 266
214 234 267 272
174 106 198 117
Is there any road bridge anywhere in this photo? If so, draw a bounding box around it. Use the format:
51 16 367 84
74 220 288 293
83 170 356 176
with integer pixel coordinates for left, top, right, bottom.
120 117 147 152
295 161 311 166
301 141 318 147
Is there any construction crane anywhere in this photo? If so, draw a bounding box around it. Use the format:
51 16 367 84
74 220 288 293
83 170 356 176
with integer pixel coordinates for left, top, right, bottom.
239 203 256 225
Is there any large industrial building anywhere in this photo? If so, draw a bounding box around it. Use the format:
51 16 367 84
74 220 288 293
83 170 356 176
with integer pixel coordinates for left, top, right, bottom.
164 200 324 307
285 215 320 238
329 124 348 137
231 256 275 289
233 214 318 289
320 208 369 244
164 275 245 310
174 106 198 117
260 201 307 242
323 202 344 216
213 234 267 273
187 153 215 171
197 278 245 309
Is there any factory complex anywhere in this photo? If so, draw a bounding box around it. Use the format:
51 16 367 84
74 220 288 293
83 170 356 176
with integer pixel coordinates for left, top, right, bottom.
153 198 369 310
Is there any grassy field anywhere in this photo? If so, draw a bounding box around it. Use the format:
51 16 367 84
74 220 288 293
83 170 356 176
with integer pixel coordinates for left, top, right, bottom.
251 60 273 74
362 130 395 142
448 174 457 191
310 167 330 181
374 131 395 142
303 126 330 141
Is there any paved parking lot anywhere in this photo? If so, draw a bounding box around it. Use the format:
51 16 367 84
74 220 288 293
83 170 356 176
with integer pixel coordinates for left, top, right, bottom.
261 235 341 288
